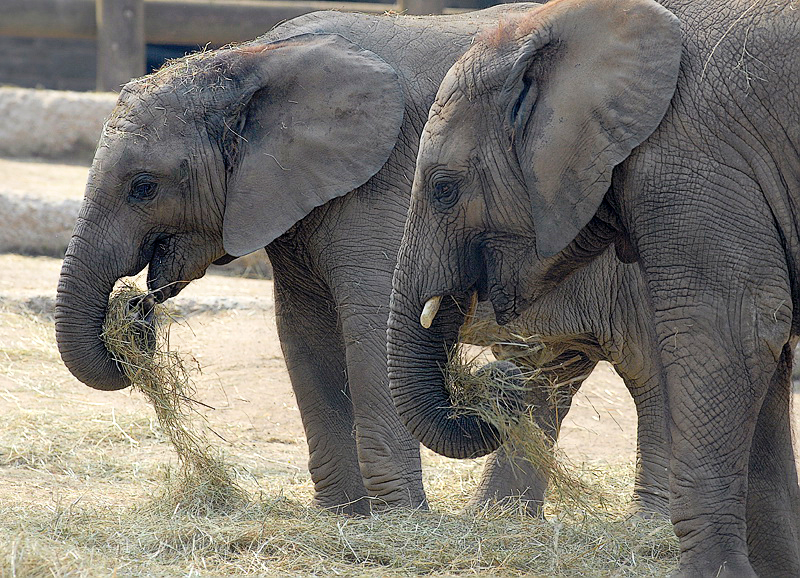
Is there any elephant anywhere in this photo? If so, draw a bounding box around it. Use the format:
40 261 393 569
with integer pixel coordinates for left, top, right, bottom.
386 0 800 574
53 5 542 516
54 5 669 519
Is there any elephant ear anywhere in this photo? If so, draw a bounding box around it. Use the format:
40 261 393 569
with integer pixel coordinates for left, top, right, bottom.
502 0 682 257
222 33 405 256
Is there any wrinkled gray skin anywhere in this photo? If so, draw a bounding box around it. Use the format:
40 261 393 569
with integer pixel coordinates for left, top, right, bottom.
54 5 581 516
388 0 800 574
469 246 669 516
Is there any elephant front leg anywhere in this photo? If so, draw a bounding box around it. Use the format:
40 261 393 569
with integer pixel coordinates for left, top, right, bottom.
467 352 593 515
340 309 427 512
645 272 795 576
656 308 766 576
273 278 369 515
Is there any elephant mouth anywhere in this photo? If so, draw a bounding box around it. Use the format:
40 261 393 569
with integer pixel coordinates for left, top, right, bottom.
419 261 523 330
125 235 192 319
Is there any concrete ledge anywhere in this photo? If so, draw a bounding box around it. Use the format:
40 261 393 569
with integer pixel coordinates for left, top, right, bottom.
0 157 87 256
0 87 116 161
0 193 82 257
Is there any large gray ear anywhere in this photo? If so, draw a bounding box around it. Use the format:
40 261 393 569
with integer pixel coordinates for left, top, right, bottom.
502 0 682 257
222 33 405 256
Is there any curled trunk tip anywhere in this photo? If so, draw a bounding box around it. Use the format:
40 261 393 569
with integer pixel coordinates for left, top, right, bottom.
55 255 130 391
388 292 504 459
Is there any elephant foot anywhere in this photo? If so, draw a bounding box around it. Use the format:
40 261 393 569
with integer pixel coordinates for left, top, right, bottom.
626 492 670 519
308 470 428 515
365 487 429 514
464 493 543 517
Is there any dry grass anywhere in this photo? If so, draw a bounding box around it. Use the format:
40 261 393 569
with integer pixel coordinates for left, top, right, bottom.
0 296 679 577
446 336 600 515
0 459 678 577
101 282 248 514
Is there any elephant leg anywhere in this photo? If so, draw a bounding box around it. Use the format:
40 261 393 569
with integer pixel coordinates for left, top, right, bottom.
339 306 427 511
467 442 549 516
627 373 670 518
467 350 592 515
613 353 670 517
745 342 800 576
272 271 369 515
654 307 772 576
641 256 793 575
628 173 800 575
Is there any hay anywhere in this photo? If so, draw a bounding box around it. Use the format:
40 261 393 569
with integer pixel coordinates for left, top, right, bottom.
446 339 596 512
101 282 247 513
0 298 680 576
0 461 678 577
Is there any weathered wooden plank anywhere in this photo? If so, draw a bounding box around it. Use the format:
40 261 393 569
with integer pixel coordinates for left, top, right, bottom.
1 0 397 44
0 0 97 39
96 0 146 90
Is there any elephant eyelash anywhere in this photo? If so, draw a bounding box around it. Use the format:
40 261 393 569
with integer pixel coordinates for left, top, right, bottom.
429 171 462 210
129 174 159 202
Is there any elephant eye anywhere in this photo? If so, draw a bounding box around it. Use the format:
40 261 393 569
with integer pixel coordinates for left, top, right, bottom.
432 180 460 209
129 174 158 202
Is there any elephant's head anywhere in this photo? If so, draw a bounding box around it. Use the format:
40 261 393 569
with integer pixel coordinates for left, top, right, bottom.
388 0 681 458
56 33 404 390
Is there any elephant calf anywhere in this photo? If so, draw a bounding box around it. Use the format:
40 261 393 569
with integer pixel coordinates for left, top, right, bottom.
55 6 667 516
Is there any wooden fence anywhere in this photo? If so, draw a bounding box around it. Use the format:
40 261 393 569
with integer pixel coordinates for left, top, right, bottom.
2 0 461 91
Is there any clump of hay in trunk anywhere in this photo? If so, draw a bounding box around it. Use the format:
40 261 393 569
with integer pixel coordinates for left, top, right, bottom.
446 339 596 512
101 282 247 513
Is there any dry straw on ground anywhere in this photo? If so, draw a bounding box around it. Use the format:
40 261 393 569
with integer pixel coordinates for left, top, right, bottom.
448 327 597 512
0 459 678 576
101 282 247 513
0 295 679 576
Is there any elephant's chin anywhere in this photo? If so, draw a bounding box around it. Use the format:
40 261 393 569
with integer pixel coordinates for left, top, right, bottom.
144 238 213 303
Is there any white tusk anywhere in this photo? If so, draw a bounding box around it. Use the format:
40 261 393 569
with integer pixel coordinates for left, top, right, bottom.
420 295 443 329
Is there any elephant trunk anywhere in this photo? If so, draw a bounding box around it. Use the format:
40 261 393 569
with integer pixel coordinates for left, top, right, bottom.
387 267 503 459
55 231 130 391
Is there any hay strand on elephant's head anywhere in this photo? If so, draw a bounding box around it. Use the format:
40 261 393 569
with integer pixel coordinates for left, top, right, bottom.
445 344 596 512
101 281 247 512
